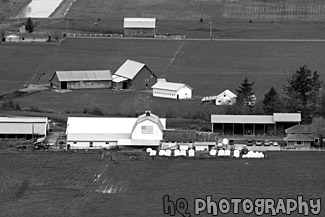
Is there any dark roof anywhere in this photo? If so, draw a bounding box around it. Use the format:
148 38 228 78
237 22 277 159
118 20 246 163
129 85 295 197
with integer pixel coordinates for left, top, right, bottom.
284 134 314 142
285 124 313 134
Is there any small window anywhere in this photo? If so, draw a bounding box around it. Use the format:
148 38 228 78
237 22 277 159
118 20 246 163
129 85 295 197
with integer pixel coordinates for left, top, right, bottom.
218 100 221 103
224 94 226 97
295 141 303 146
89 142 93 147
73 142 77 144
105 142 109 144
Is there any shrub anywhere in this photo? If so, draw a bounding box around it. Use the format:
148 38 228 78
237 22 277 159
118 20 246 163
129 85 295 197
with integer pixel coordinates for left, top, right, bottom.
83 107 105 116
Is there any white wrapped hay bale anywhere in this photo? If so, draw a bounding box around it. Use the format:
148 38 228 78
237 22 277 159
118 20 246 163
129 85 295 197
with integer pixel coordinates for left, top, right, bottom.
180 149 187 156
188 149 195 157
222 138 229 145
165 150 172 156
209 149 217 156
149 150 157 156
218 150 225 156
234 150 240 158
146 148 152 153
224 150 231 156
174 149 180 157
159 150 166 156
217 143 223 148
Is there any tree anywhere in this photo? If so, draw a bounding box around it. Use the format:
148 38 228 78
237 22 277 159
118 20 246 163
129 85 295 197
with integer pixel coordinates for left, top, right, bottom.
51 31 62 42
283 65 322 122
262 87 283 114
25 17 34 33
235 77 256 114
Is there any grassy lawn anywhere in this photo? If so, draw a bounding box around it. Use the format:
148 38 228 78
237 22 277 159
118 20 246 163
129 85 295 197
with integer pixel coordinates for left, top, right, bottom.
0 151 324 217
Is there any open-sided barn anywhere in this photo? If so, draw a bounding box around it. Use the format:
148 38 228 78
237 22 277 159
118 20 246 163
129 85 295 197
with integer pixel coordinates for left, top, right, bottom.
123 18 156 37
211 113 301 136
66 111 166 149
112 59 157 90
0 117 48 140
49 70 112 90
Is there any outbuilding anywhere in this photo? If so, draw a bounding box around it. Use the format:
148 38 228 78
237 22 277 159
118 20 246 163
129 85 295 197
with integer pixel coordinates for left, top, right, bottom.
151 79 193 99
284 134 314 148
66 111 166 149
123 18 156 37
4 34 20 42
112 59 157 90
0 117 49 140
49 70 112 90
202 89 237 105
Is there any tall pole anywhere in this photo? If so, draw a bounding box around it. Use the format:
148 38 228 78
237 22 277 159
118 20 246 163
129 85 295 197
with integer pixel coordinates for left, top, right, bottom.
209 21 212 41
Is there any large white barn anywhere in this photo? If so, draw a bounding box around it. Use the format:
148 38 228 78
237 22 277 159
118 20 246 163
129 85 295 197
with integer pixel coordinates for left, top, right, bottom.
202 89 237 105
151 79 192 99
66 112 166 149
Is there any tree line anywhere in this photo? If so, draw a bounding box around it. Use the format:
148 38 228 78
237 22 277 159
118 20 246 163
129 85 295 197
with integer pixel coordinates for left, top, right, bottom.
229 65 324 123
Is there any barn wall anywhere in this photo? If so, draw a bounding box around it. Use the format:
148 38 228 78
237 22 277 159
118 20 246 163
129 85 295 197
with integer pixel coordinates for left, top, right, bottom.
153 89 177 99
124 28 156 37
178 87 192 99
67 80 112 89
67 141 116 149
131 119 163 140
131 67 157 90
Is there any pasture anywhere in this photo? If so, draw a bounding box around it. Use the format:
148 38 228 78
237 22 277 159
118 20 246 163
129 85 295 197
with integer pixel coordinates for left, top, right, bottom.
0 151 324 217
0 38 324 116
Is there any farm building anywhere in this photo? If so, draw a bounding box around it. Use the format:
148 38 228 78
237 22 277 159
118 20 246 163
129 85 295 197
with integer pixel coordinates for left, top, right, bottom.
112 59 157 90
211 113 301 136
284 124 318 147
151 79 192 99
49 70 112 90
284 134 314 148
123 18 156 37
0 117 49 140
4 34 20 42
202 89 237 105
66 111 166 149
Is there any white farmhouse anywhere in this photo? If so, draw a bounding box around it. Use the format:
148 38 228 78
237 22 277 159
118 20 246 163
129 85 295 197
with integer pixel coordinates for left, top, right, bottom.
202 89 237 105
66 111 166 149
151 79 192 99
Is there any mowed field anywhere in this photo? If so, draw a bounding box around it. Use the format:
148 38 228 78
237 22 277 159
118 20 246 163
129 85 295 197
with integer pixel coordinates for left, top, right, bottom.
0 151 324 217
0 38 324 116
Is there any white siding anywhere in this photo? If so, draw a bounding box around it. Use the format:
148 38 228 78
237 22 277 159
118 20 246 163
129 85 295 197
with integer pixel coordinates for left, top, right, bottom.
177 86 192 99
153 89 177 99
131 120 163 140
215 95 236 105
67 141 116 149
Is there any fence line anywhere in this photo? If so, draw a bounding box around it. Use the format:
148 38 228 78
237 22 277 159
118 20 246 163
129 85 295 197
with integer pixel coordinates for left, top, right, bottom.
280 147 325 151
66 33 186 39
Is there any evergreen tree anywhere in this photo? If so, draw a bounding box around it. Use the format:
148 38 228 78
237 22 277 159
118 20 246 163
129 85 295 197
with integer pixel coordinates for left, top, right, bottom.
283 65 322 123
25 17 34 33
262 87 283 114
235 77 255 114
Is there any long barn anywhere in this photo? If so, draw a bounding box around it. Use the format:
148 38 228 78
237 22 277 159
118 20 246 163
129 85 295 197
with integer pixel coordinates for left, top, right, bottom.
0 117 49 140
50 70 112 90
123 18 156 37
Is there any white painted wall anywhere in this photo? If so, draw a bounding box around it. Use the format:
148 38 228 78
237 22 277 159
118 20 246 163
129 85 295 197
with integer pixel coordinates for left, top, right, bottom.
67 141 117 149
215 95 236 105
177 86 192 99
131 119 163 140
153 89 177 99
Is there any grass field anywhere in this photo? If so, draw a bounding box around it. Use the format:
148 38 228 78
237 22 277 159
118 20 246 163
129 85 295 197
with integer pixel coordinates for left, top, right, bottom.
0 151 324 217
1 38 324 114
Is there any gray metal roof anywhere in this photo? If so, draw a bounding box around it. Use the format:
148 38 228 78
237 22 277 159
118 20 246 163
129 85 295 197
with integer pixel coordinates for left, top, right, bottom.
123 18 156 29
211 115 275 124
114 59 147 80
151 81 193 91
273 113 301 122
0 117 48 134
284 134 314 142
56 70 112 82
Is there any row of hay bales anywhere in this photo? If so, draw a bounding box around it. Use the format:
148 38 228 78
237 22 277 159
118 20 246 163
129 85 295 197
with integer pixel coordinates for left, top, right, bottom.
147 148 265 159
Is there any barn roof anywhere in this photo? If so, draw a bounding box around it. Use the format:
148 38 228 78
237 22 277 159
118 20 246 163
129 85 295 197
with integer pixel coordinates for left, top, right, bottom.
55 70 112 82
285 124 313 134
0 117 48 123
211 115 275 124
132 112 165 133
202 89 237 102
284 134 314 142
123 18 156 29
0 117 48 135
273 113 301 122
151 80 193 92
114 59 156 80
